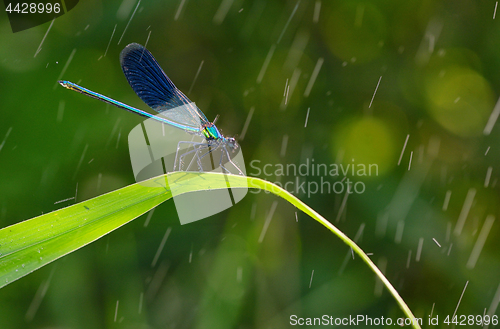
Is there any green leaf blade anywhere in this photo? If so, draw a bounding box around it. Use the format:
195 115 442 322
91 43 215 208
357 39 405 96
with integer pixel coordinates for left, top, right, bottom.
0 172 420 329
0 176 172 288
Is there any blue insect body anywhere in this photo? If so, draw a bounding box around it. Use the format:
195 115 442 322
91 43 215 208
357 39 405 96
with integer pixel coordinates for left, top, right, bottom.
59 43 241 174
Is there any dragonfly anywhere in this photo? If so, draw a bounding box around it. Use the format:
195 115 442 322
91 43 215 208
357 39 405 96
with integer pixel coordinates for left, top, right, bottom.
59 43 243 175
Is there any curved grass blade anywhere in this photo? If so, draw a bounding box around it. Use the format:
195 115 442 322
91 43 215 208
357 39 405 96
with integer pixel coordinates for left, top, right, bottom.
0 175 172 288
0 172 420 329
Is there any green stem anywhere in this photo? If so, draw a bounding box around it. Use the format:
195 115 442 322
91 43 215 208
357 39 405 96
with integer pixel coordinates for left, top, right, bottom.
246 176 422 329
0 171 421 329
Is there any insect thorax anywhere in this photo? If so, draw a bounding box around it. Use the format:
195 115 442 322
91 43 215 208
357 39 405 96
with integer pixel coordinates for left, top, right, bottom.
202 123 222 141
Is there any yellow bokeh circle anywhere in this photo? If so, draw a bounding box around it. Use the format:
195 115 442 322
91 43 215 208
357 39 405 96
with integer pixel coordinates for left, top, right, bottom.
323 2 386 64
425 67 494 137
332 117 397 177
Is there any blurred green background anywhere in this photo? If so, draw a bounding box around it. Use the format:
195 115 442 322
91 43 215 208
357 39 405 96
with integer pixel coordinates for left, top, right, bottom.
1 0 500 328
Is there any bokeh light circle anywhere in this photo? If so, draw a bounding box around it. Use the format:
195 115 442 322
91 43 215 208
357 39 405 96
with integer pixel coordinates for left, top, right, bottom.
323 2 386 64
332 117 398 177
425 66 494 137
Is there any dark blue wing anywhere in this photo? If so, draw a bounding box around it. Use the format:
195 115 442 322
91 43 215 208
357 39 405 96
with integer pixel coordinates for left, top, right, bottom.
120 43 209 128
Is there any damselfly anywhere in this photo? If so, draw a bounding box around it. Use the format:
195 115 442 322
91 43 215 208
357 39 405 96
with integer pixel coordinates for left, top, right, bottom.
59 43 243 175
